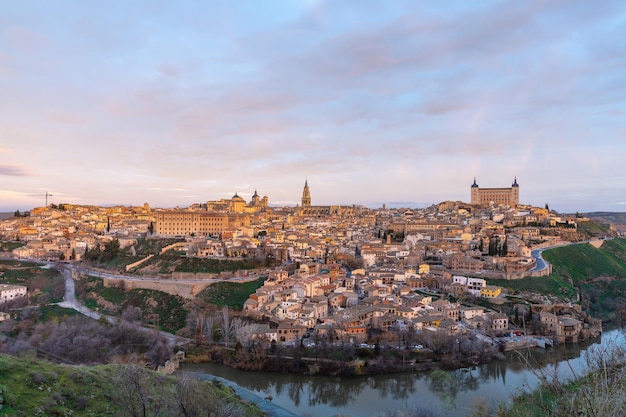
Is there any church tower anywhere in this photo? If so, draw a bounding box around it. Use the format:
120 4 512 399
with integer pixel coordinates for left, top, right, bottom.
511 177 520 206
470 177 480 205
301 179 311 207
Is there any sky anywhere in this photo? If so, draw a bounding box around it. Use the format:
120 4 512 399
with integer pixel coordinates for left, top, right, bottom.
1 0 625 213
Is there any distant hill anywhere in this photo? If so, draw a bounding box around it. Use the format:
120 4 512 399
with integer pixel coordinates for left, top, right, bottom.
0 212 14 220
584 212 626 233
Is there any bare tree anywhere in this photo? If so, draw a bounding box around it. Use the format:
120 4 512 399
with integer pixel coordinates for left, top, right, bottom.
233 318 256 347
219 306 237 345
173 375 245 417
145 333 171 368
113 365 169 417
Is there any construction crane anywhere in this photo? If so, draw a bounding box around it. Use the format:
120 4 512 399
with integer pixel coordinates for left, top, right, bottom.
28 192 53 207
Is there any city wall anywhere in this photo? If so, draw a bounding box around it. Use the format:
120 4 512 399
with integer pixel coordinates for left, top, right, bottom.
102 277 212 299
125 254 154 272
452 264 552 280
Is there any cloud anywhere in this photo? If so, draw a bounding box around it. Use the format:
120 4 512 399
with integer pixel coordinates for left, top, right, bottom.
5 26 47 51
0 164 32 176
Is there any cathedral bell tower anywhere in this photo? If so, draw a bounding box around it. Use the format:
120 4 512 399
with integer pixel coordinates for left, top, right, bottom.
301 180 311 207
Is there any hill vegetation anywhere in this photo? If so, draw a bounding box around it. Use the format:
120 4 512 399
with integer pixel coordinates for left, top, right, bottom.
196 277 266 310
132 253 266 275
542 239 626 322
495 342 626 417
488 239 626 322
0 261 65 305
0 353 263 417
75 277 188 333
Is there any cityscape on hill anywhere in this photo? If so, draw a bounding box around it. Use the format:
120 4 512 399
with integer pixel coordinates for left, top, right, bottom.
3 1 626 415
3 176 626 416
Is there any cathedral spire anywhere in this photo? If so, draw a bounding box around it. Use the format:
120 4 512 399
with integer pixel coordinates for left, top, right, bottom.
301 179 311 207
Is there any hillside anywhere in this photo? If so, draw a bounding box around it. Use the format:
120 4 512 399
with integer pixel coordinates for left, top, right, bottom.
542 239 626 321
501 346 626 417
584 211 626 233
0 353 263 417
487 239 626 320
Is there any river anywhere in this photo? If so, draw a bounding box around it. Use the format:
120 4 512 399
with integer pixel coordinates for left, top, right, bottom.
180 329 624 417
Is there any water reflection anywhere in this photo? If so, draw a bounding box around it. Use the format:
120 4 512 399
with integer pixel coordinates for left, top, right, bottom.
181 330 621 417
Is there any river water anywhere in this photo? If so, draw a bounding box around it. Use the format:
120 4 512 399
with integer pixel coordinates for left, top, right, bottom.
180 329 625 417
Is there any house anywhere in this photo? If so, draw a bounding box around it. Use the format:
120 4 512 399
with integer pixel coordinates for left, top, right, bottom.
487 312 509 332
251 324 277 342
459 305 484 320
540 311 583 343
0 284 27 304
276 320 308 344
480 285 502 299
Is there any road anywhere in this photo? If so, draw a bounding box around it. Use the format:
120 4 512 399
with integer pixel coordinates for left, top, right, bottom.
529 249 548 272
53 263 191 346
69 263 261 285
56 265 108 321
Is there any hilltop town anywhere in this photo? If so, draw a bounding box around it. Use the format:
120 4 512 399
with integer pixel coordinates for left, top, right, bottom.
1 179 618 362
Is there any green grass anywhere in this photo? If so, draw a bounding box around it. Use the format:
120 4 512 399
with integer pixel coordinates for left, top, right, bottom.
576 220 611 238
0 354 120 416
487 239 626 311
79 277 188 333
37 305 82 321
174 256 263 273
488 275 577 301
0 354 263 417
96 255 144 269
0 241 25 252
135 254 265 274
99 286 127 304
543 240 626 284
197 277 266 310
0 264 65 303
133 237 185 255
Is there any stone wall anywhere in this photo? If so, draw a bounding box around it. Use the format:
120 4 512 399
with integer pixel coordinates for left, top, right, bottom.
102 277 212 299
125 254 154 272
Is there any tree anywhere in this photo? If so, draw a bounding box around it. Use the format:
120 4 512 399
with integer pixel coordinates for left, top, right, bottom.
102 238 121 261
148 222 154 235
112 365 168 417
13 210 21 217
145 333 171 368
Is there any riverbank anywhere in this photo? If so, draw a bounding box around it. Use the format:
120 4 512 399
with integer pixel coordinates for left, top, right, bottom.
180 329 624 417
183 342 505 377
184 372 299 417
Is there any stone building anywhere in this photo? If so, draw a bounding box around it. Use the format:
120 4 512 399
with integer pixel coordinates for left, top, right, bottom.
470 177 520 207
0 284 27 304
154 211 250 237
295 179 359 218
